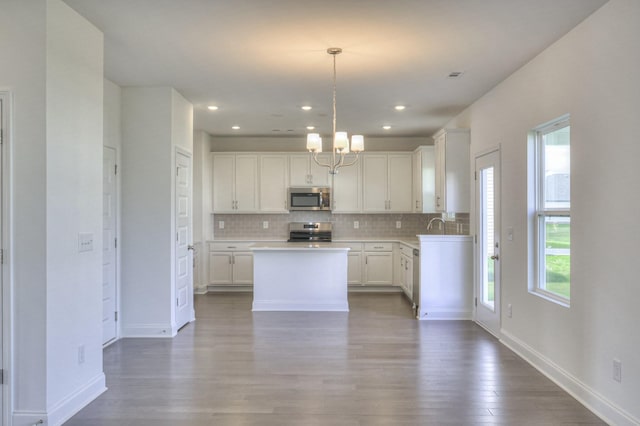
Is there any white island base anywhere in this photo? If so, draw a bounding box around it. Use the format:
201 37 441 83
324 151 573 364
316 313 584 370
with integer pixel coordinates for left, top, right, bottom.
251 243 350 312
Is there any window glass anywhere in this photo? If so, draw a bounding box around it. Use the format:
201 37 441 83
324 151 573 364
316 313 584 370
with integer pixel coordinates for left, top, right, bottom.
532 119 570 303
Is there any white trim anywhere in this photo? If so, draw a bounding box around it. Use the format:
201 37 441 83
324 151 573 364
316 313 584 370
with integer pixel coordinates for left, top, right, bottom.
501 330 639 426
45 373 106 426
121 323 178 338
252 300 349 312
0 91 13 426
418 309 473 320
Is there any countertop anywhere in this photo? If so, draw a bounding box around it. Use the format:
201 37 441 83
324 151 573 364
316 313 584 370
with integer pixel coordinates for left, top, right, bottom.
251 242 351 251
207 237 422 250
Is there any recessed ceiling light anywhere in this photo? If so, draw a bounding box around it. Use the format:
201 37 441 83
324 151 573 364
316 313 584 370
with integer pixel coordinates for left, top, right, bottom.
394 105 406 111
301 106 312 111
231 126 240 130
207 105 219 111
383 125 392 130
306 126 315 130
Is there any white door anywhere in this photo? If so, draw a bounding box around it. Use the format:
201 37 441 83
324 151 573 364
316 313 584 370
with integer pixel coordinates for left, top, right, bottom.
102 147 118 344
387 154 413 212
234 155 258 212
259 155 288 212
175 151 193 329
475 149 501 336
362 154 388 212
332 154 361 212
212 154 235 212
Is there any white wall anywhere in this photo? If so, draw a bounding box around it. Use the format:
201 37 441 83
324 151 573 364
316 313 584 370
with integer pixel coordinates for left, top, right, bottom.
45 1 106 422
0 0 107 424
210 135 429 152
121 87 193 337
446 0 640 423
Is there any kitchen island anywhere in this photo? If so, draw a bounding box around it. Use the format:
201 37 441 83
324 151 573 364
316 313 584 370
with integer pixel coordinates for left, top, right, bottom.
250 243 350 312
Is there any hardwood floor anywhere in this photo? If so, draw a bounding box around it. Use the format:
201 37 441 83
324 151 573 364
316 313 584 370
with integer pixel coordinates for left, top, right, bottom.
66 293 605 425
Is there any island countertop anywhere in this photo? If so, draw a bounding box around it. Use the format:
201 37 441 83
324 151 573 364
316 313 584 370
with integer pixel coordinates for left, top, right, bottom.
250 242 351 251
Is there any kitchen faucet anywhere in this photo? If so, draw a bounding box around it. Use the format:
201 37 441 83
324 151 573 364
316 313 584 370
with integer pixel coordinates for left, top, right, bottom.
426 217 446 235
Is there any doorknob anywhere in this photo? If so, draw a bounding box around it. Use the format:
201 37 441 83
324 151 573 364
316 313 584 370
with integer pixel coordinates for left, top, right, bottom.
490 254 499 261
187 245 194 251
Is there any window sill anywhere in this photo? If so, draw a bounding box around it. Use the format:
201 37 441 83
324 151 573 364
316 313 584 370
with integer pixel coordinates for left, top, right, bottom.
529 289 570 308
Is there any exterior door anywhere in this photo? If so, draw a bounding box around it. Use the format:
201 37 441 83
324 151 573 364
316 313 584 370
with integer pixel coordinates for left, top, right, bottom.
175 151 193 329
475 148 501 336
102 146 118 344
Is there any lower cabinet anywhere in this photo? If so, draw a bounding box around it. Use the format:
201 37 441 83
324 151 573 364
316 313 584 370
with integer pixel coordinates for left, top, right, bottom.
363 242 393 285
208 242 254 286
332 242 363 285
398 244 413 300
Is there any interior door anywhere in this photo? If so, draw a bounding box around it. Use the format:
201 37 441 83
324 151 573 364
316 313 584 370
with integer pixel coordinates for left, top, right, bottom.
175 151 193 329
475 148 501 336
102 146 118 344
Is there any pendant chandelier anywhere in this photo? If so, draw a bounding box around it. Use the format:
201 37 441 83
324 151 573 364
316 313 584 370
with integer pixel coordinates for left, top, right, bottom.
306 47 364 175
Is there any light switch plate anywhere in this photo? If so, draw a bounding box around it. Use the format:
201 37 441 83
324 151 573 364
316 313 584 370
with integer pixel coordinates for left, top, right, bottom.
219 221 225 229
78 233 94 252
263 221 269 229
396 221 402 229
507 227 514 241
353 221 359 229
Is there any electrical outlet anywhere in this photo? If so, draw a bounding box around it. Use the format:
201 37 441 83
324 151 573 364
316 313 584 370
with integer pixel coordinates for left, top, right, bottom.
78 233 94 252
507 303 513 318
353 221 359 229
78 345 85 364
613 359 622 382
219 221 224 229
396 221 402 229
263 221 269 229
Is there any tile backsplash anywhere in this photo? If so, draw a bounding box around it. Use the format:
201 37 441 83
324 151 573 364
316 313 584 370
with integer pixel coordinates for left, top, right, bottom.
212 212 469 240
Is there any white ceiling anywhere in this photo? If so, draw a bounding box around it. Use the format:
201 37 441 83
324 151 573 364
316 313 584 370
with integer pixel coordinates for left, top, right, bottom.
63 0 606 139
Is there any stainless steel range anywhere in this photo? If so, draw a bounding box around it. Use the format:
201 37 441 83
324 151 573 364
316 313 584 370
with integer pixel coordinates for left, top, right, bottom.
287 222 332 242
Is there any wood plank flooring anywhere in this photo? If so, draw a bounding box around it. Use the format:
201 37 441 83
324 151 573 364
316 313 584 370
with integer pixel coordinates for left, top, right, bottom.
66 293 605 425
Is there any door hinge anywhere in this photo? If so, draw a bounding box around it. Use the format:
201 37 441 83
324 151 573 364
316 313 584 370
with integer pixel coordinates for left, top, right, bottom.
475 297 478 307
114 311 118 322
474 171 477 180
0 369 3 384
0 249 3 264
114 237 117 249
474 234 477 244
176 166 179 176
176 298 179 307
0 128 3 144
114 164 118 175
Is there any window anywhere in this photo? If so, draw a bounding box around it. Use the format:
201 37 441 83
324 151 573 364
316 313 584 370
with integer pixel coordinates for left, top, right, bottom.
531 117 571 303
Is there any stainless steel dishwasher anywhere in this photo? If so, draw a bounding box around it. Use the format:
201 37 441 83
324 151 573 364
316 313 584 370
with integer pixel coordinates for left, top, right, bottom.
412 248 420 318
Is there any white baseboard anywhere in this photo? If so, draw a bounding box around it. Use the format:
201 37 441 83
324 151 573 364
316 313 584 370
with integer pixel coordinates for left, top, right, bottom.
252 300 349 312
418 309 472 320
121 323 177 338
46 373 107 426
12 411 48 426
194 285 208 295
501 330 639 426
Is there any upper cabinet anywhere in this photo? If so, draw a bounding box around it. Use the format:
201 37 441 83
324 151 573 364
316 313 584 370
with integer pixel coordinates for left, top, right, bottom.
259 154 289 213
332 153 362 213
412 146 436 213
289 153 331 187
433 129 470 213
362 153 413 213
212 154 259 213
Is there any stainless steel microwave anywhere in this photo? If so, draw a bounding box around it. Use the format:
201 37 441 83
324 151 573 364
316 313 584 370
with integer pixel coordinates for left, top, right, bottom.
288 187 331 211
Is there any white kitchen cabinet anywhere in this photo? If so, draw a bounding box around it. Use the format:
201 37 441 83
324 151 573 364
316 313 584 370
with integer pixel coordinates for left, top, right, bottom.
332 242 363 285
363 242 393 285
212 154 258 213
259 154 289 213
397 244 413 300
362 153 413 213
433 129 470 213
412 146 436 213
208 242 254 286
289 153 331 187
332 153 361 213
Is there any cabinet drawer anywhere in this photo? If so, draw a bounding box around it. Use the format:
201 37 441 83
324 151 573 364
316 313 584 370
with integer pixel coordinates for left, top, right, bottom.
331 242 363 251
209 242 253 251
398 244 413 256
364 242 393 252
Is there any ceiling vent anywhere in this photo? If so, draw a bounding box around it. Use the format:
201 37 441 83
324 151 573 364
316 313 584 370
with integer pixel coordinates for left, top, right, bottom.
448 71 464 79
